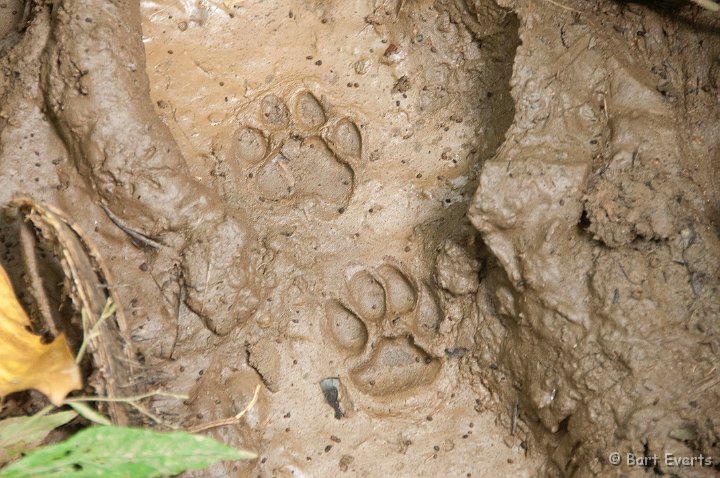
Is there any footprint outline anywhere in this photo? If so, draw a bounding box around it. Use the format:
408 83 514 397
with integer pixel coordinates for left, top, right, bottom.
323 260 446 401
225 86 364 209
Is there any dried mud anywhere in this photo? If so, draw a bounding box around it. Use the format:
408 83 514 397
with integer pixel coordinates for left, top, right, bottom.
0 0 719 477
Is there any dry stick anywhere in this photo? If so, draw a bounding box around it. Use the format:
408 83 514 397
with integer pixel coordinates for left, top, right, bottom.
187 385 261 433
541 0 582 14
200 251 213 316
99 204 163 249
76 300 117 364
64 391 189 428
64 391 188 404
126 401 169 428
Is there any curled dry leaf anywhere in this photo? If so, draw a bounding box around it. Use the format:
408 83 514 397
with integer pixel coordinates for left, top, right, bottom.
0 264 81 405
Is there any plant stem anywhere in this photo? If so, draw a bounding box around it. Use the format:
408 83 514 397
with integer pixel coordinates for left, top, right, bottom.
75 299 117 364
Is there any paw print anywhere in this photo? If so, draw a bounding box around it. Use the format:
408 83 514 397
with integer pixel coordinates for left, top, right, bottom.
218 88 362 209
323 262 446 401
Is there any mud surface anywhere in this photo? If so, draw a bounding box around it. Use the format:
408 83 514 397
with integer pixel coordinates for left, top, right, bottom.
0 0 719 476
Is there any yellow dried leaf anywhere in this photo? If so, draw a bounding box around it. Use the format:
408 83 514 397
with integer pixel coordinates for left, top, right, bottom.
0 264 81 405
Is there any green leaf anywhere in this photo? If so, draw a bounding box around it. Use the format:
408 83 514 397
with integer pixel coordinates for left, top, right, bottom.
66 402 112 426
0 426 257 478
0 410 77 464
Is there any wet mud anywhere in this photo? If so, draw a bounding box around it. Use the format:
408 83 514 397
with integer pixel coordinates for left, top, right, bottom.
0 0 718 476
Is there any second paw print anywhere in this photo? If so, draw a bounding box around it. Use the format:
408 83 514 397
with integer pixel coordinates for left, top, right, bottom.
323 262 446 400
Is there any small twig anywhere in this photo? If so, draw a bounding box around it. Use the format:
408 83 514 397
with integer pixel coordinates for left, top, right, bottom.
542 0 582 14
64 390 188 404
511 399 519 435
76 299 116 364
169 286 182 359
99 203 163 249
126 401 173 428
602 94 609 121
187 385 261 433
64 391 188 427
200 251 213 316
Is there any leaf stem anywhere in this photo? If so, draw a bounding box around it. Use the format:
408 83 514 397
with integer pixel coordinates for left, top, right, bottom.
75 299 116 364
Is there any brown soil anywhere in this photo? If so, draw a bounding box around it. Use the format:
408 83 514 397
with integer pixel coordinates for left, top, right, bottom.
1 0 719 476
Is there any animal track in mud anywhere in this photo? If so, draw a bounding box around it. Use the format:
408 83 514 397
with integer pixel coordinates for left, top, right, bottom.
323 263 445 399
225 89 362 208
